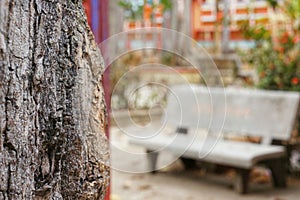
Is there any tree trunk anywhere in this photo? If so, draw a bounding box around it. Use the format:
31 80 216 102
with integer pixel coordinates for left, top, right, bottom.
0 0 109 199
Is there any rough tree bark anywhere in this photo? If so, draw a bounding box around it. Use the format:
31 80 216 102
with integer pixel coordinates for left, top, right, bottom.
0 0 110 199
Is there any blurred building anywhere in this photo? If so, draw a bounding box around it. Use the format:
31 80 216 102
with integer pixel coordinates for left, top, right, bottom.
121 0 290 49
192 0 271 41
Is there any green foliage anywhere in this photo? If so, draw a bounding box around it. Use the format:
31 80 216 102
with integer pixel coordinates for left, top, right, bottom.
118 0 172 21
118 0 143 21
245 36 300 91
117 1 131 10
160 0 172 11
243 25 271 42
242 1 300 91
285 0 300 20
266 0 278 9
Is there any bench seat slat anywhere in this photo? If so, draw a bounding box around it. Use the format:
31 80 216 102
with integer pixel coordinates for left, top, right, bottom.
129 134 285 169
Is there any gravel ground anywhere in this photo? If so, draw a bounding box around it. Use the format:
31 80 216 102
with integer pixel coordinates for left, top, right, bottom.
110 126 300 200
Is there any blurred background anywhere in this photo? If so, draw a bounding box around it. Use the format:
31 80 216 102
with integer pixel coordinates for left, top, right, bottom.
82 0 300 199
84 0 300 108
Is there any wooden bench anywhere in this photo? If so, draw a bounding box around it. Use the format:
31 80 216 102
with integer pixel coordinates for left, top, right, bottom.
129 85 300 193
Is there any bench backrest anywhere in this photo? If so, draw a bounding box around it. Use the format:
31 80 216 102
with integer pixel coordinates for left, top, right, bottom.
163 85 300 141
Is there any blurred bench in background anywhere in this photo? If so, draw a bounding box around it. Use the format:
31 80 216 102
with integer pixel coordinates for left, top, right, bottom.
129 85 300 194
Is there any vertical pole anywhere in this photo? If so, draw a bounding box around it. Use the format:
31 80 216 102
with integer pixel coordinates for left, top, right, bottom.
91 0 100 42
99 0 109 42
222 0 230 54
214 0 221 54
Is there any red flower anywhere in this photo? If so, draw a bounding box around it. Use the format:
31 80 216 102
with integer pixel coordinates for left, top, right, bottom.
293 35 300 44
279 32 289 44
291 77 299 85
274 46 284 53
260 71 266 78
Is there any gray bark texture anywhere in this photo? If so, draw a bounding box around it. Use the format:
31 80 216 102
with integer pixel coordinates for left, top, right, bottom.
0 0 110 199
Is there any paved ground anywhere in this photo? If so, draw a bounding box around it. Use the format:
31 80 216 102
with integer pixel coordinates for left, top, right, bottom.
110 126 300 200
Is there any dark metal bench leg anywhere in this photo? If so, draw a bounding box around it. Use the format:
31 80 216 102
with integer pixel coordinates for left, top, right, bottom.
234 169 250 194
146 150 159 173
181 157 197 170
269 158 287 188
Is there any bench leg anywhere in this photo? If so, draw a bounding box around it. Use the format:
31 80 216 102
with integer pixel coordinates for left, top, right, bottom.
146 150 159 173
269 158 287 188
181 157 197 170
234 169 250 194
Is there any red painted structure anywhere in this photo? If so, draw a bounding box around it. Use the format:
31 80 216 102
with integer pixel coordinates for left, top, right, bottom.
83 1 110 199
